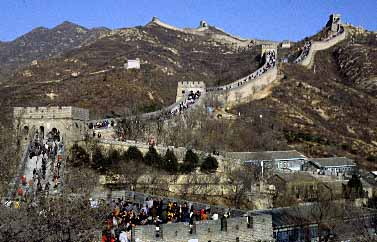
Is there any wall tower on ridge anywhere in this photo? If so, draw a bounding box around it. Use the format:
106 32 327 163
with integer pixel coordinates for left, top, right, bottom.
176 81 206 102
14 106 89 145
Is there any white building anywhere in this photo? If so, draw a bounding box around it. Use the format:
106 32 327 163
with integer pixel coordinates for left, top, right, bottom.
280 40 291 49
305 157 356 176
124 58 140 69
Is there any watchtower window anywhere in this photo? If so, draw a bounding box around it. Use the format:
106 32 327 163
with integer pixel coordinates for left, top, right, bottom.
182 90 185 94
23 126 29 135
39 126 45 138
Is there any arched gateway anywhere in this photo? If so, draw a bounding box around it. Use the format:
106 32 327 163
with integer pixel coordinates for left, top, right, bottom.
13 106 89 145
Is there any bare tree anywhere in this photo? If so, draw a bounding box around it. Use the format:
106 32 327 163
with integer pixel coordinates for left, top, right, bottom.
0 196 109 242
225 163 260 209
0 124 20 197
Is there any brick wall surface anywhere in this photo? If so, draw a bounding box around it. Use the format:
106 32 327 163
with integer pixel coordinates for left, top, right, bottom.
132 216 274 242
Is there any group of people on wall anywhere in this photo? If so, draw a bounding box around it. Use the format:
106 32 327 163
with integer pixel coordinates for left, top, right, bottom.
86 49 280 142
14 129 64 204
170 90 201 116
101 196 225 242
294 25 344 64
89 120 116 130
206 49 277 92
294 41 312 64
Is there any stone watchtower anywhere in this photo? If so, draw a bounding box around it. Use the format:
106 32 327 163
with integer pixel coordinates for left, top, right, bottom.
199 20 208 28
327 13 342 32
260 44 277 57
14 106 89 145
176 81 206 102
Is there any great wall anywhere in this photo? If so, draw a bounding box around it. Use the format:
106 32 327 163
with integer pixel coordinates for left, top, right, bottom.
149 17 277 49
8 13 350 196
88 15 349 126
294 13 347 68
5 14 359 242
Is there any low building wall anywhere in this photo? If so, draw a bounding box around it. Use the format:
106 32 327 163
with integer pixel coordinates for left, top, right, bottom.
133 215 274 242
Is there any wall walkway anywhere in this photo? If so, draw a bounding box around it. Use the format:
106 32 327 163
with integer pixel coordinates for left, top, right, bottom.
294 28 347 68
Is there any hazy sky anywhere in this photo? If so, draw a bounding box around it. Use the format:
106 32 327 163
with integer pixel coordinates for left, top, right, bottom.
0 0 376 41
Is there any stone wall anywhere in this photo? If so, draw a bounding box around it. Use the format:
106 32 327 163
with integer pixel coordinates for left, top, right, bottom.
132 215 274 242
176 81 206 102
14 106 89 120
14 106 89 145
95 139 192 161
150 17 278 50
299 29 347 68
261 44 277 56
216 67 278 108
94 139 241 173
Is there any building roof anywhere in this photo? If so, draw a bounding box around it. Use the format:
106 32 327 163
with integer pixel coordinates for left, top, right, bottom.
310 157 356 168
225 150 307 162
360 170 377 187
254 204 377 229
271 172 318 183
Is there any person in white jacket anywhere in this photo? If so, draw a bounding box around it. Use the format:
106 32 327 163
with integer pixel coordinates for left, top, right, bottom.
119 230 128 242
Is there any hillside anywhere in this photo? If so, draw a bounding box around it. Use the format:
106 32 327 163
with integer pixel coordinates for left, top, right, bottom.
0 21 110 81
231 28 377 169
0 20 261 119
334 31 377 95
0 18 376 168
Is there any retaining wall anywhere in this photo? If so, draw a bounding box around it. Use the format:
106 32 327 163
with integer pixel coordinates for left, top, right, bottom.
221 67 277 107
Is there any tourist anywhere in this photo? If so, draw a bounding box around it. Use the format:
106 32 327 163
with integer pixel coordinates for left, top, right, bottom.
119 230 128 242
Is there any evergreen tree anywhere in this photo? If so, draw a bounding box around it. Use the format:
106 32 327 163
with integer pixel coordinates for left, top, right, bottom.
180 149 199 173
69 143 89 167
144 146 162 167
200 155 219 173
163 149 178 173
124 146 144 162
92 147 106 171
107 148 121 167
344 174 364 199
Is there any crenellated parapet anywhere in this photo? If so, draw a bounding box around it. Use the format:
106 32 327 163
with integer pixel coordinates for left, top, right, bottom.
14 106 89 121
261 44 277 57
132 215 273 242
14 106 89 145
176 81 206 102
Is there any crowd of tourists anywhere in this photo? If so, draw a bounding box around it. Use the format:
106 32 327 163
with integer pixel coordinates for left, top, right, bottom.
294 41 312 64
170 90 201 116
90 120 116 129
101 197 225 242
16 129 64 200
294 26 344 64
206 50 276 92
321 26 345 41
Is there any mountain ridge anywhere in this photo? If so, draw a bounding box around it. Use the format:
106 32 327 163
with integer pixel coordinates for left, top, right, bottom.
0 16 376 168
